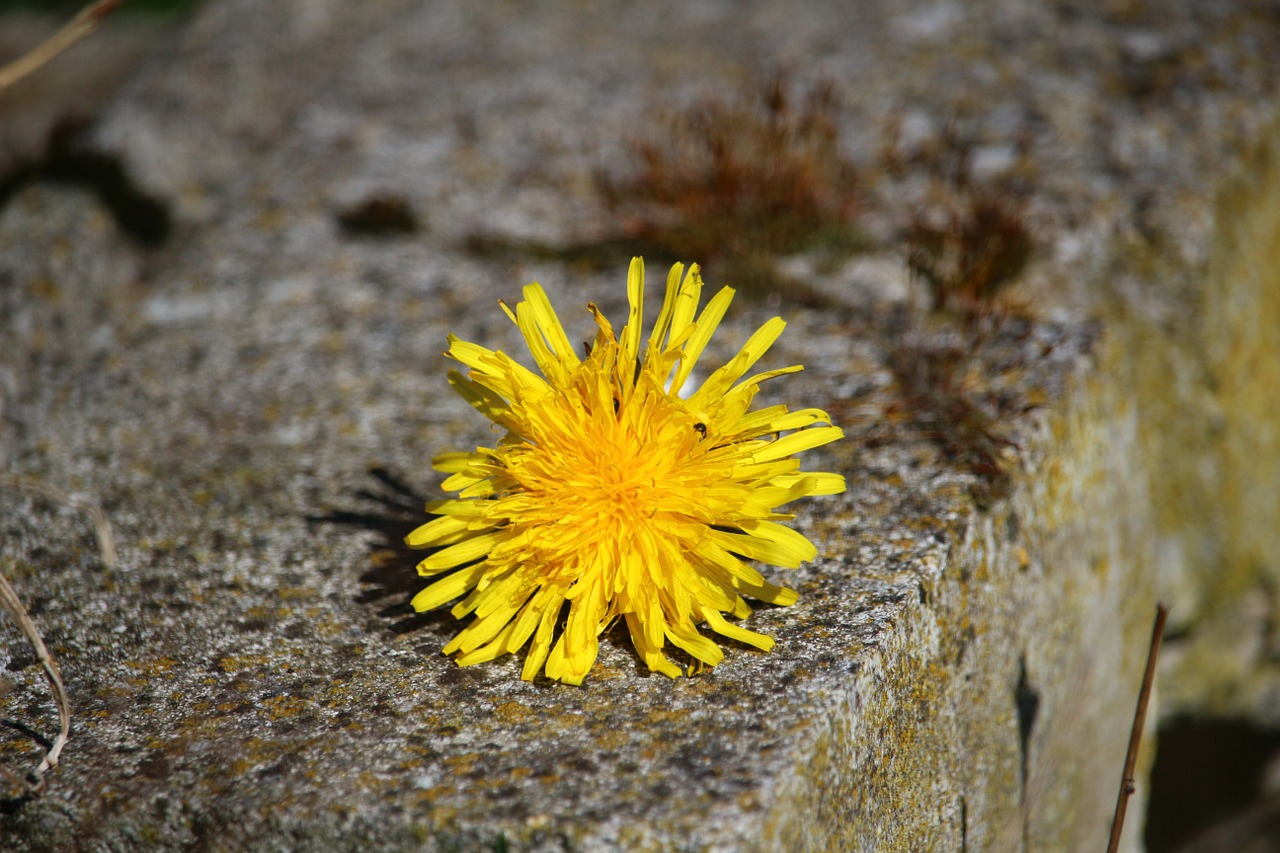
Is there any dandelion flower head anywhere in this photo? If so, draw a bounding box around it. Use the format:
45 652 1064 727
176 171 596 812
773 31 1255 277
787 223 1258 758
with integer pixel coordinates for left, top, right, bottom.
407 258 845 684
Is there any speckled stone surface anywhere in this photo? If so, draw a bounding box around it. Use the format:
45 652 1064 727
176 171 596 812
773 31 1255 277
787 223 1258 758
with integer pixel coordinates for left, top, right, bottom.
1 1 1277 850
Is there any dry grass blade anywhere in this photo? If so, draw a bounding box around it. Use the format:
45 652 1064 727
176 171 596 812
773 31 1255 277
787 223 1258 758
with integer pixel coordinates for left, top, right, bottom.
0 0 123 93
0 473 117 793
0 571 70 792
0 473 118 569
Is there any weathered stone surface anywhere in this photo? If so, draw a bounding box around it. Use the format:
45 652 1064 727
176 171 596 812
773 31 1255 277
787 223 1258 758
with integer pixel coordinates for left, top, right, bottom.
1146 116 1280 727
1 0 1277 850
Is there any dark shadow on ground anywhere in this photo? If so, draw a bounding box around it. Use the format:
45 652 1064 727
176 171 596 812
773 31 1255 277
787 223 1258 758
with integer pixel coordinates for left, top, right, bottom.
307 466 447 635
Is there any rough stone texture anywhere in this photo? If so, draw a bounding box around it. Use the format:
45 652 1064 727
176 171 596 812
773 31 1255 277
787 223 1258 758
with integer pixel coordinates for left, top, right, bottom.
1 0 1277 850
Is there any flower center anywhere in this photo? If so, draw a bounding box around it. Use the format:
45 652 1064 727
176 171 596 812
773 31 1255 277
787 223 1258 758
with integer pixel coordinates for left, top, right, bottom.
506 380 711 545
553 421 672 522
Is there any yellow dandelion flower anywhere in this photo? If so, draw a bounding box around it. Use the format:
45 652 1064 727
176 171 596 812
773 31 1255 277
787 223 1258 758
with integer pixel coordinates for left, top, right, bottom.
407 258 845 684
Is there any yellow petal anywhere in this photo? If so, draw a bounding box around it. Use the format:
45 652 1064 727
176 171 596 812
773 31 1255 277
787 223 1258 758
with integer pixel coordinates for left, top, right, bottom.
507 585 560 655
619 257 644 370
415 530 503 575
432 450 489 474
701 606 775 652
669 285 735 395
411 563 488 612
689 317 787 405
447 372 514 426
770 471 848 496
706 523 817 568
665 620 725 667
624 611 683 678
730 406 834 439
405 515 492 549
453 618 519 666
446 588 527 653
424 498 493 518
648 262 686 356
664 264 703 355
521 588 565 681
749 425 845 463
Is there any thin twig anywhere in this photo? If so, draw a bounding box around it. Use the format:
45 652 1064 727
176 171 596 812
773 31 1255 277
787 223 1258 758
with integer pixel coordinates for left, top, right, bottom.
0 569 70 792
0 0 123 93
1106 603 1169 853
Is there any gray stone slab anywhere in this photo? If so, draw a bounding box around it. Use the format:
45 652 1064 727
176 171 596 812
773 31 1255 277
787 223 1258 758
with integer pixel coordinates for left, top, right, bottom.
2 0 1277 850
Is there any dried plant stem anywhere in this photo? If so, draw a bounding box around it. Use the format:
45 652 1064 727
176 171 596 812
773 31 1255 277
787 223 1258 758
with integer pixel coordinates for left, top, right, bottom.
1106 603 1169 853
0 0 124 794
0 473 117 792
0 0 123 93
0 571 70 791
1 473 118 569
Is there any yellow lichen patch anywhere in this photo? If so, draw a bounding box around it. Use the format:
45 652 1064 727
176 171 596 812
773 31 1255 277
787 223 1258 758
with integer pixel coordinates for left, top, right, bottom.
95 685 132 699
643 708 688 726
413 785 456 804
593 726 630 752
217 654 270 674
427 804 460 825
124 657 179 676
443 753 479 776
490 702 536 725
262 695 309 720
0 739 31 758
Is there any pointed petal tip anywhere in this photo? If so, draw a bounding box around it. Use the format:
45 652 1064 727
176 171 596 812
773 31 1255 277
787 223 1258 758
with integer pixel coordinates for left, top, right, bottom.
774 587 799 607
